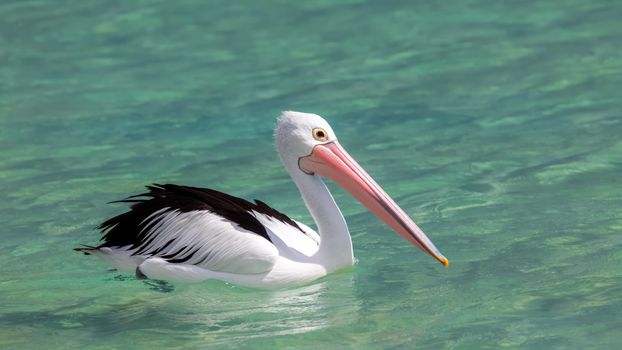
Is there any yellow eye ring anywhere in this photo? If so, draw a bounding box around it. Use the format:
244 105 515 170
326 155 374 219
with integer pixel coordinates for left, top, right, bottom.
312 128 329 141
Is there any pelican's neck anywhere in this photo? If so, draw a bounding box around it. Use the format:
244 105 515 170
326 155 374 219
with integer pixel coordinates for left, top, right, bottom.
289 168 354 271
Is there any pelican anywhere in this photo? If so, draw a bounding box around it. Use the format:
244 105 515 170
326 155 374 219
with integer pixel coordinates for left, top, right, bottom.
76 111 448 289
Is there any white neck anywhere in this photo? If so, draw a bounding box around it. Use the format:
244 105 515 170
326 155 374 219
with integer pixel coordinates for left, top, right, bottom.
287 165 355 271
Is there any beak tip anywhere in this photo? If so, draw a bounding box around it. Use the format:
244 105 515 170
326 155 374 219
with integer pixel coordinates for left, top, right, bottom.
440 256 449 267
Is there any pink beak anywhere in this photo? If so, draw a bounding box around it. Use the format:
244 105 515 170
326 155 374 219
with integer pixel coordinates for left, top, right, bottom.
299 141 449 267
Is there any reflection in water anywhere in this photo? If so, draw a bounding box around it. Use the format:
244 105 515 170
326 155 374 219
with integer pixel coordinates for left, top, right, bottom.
169 275 361 345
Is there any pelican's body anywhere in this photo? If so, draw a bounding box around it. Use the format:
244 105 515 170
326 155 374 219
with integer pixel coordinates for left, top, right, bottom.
77 112 447 289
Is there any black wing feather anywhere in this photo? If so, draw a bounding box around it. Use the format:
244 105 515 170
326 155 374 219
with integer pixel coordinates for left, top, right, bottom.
94 184 304 251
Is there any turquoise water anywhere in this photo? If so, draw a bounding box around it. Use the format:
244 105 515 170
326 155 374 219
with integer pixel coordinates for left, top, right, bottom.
2 0 621 348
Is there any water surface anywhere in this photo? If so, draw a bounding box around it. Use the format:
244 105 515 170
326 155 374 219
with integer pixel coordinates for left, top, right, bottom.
1 0 621 348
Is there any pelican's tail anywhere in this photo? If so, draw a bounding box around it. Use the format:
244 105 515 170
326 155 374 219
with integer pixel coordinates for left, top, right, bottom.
73 244 98 255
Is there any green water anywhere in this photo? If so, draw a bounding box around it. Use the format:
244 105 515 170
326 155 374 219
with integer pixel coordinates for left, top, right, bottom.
2 0 621 348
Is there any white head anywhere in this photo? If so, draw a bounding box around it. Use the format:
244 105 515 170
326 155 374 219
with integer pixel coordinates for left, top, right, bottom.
275 111 337 168
273 111 449 267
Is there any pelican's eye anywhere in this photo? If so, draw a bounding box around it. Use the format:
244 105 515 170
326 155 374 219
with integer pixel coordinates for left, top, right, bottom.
312 128 329 141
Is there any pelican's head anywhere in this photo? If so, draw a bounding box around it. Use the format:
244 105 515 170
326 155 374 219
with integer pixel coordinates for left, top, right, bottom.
275 111 449 267
275 111 337 160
